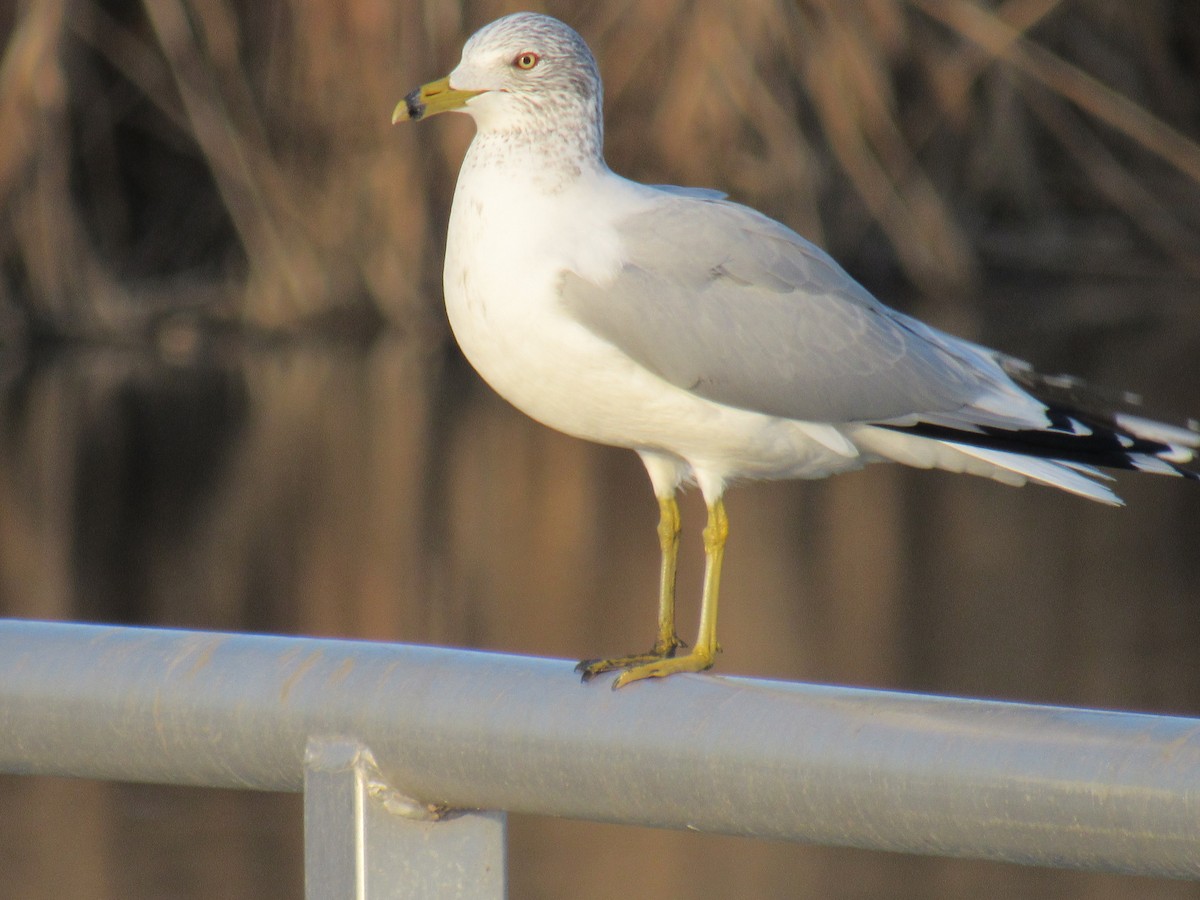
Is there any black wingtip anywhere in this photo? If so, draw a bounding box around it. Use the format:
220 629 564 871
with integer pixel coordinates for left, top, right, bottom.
880 410 1198 479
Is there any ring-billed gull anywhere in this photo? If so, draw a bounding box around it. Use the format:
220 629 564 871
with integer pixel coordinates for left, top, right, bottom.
394 12 1199 688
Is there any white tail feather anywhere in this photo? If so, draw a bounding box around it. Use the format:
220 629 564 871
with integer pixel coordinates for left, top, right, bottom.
853 426 1124 505
944 443 1123 505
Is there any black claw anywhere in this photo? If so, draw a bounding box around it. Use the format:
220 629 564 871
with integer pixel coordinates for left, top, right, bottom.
575 659 601 682
575 645 680 684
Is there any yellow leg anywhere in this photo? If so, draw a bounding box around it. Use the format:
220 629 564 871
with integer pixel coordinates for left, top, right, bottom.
611 498 728 689
652 494 685 654
576 495 685 681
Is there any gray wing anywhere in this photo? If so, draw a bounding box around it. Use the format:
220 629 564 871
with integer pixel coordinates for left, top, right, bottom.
559 193 1030 425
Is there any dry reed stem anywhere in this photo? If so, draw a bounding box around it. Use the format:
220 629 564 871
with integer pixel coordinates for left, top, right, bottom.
914 0 1200 189
1020 84 1200 277
799 3 978 293
1 0 1199 336
0 0 125 333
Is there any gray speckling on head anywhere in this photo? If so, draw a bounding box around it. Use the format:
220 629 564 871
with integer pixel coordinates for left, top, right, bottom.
456 13 606 184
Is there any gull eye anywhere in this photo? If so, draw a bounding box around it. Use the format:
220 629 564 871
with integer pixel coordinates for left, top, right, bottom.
514 52 540 70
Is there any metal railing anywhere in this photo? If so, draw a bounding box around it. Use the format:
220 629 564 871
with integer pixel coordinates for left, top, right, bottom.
1 619 1198 897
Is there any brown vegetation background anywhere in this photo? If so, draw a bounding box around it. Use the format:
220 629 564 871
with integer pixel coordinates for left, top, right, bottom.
2 0 1200 898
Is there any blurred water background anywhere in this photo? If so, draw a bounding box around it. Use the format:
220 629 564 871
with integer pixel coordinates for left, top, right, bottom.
2 1 1200 897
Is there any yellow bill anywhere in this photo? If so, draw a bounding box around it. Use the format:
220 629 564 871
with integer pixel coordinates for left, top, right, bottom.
392 76 483 124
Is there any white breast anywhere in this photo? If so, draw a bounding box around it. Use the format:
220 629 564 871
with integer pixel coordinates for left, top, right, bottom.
441 162 866 487
444 165 641 433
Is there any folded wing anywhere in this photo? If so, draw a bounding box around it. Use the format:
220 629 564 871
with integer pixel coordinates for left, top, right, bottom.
558 190 1199 491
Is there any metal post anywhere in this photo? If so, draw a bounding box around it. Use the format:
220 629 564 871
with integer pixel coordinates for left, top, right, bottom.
303 738 505 899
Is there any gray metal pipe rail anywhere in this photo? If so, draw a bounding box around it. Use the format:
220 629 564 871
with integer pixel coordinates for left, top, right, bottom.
1 618 1199 890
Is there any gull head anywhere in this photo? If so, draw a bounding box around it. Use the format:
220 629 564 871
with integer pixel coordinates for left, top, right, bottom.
393 13 603 150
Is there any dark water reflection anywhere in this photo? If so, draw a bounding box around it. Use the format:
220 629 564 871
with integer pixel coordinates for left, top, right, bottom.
1 297 1199 898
